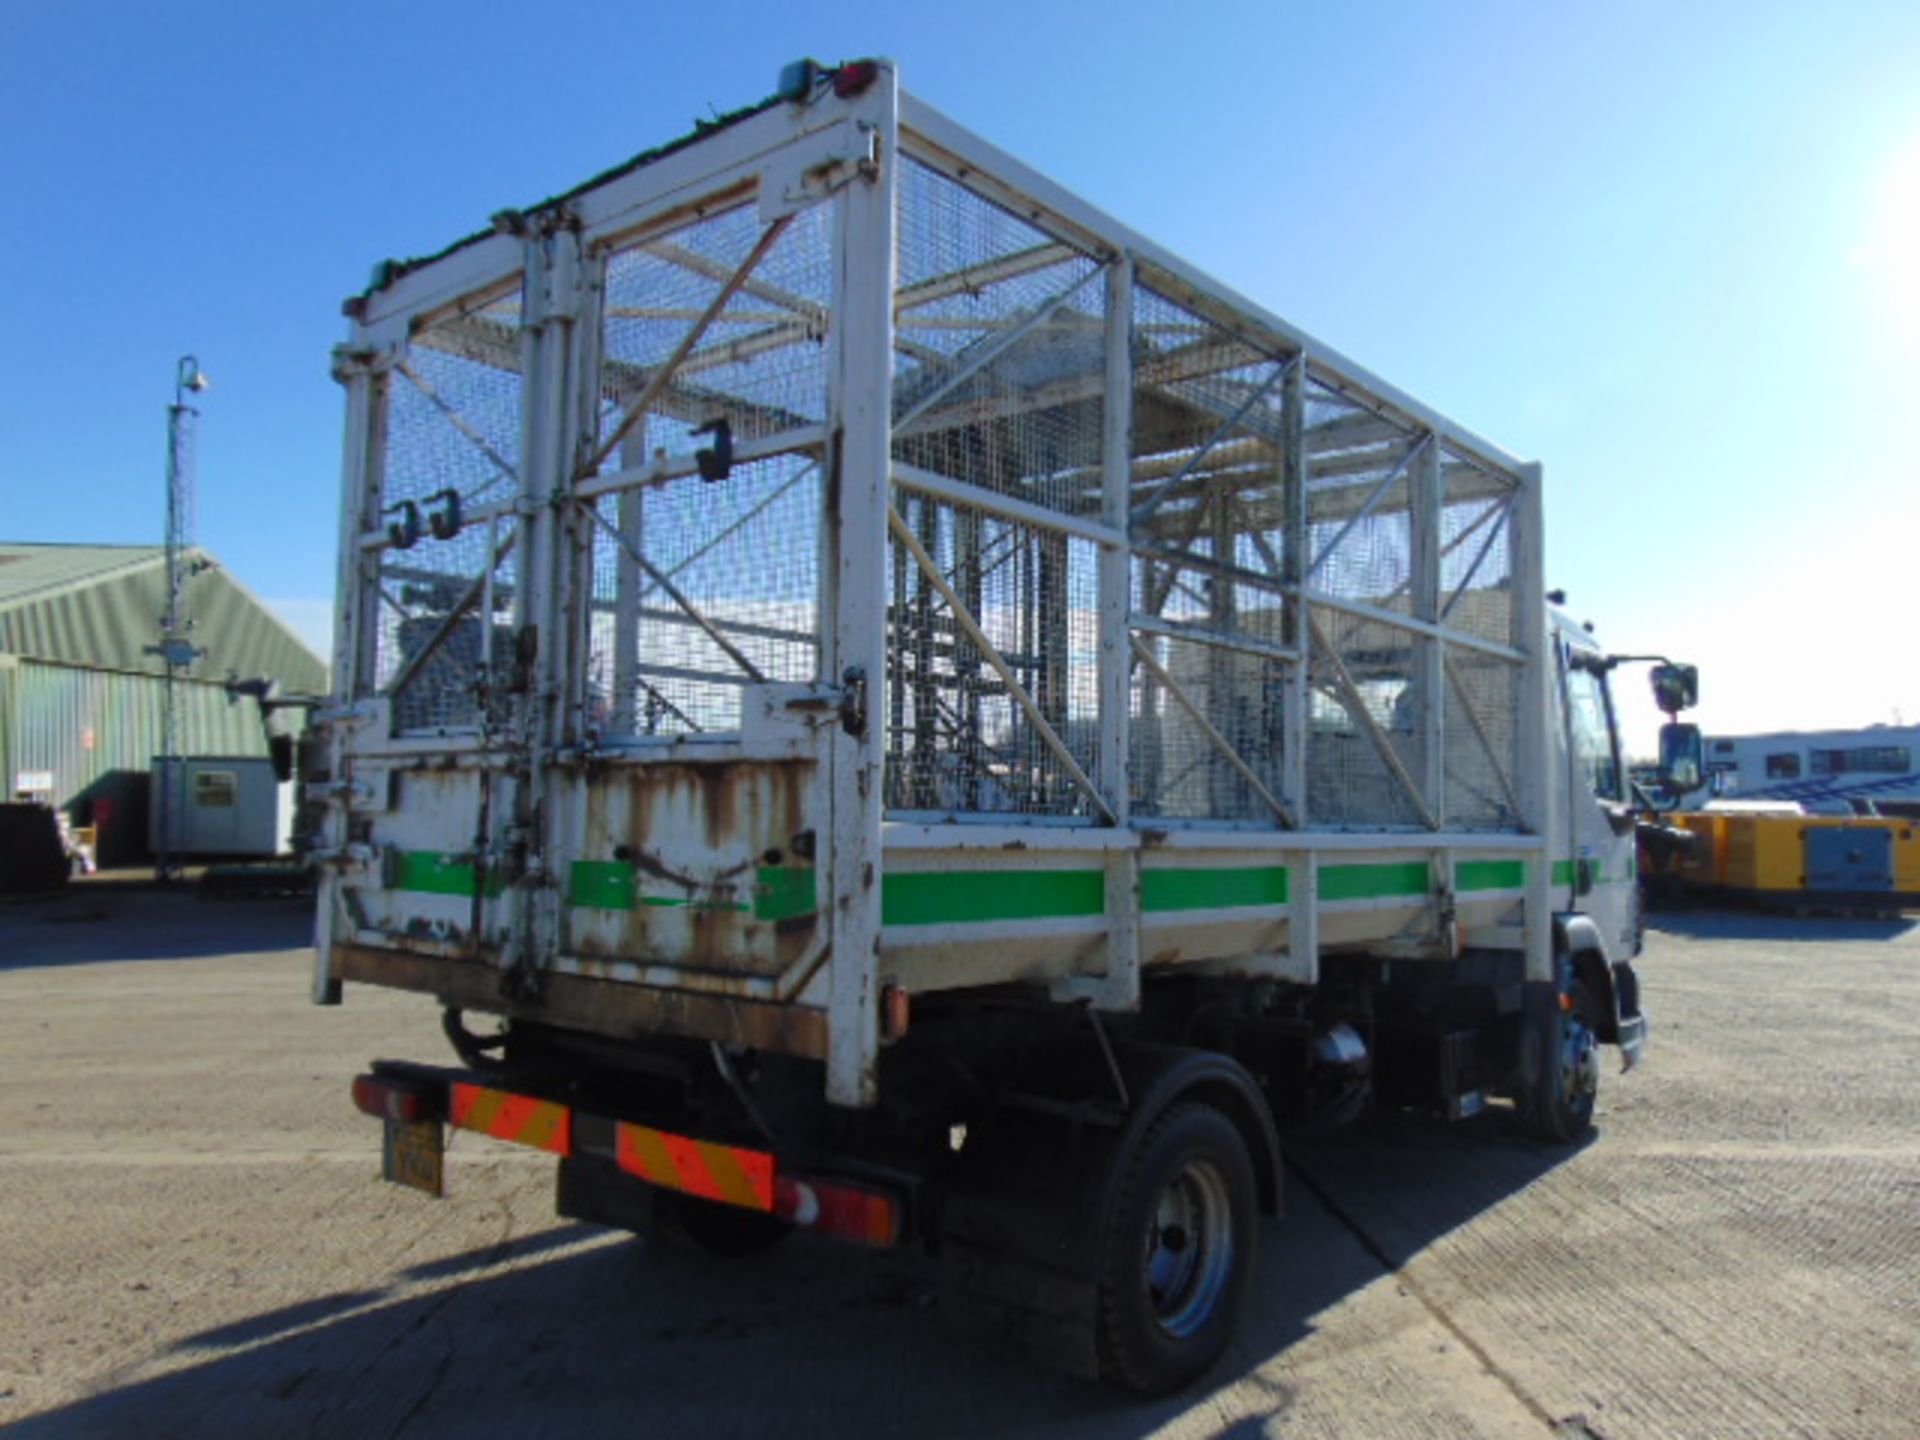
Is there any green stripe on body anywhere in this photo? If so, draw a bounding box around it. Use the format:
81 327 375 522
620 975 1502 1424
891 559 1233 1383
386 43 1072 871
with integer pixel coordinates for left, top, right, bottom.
563 861 815 921
390 850 502 898
1319 860 1430 901
882 868 1104 926
1549 856 1635 887
1141 865 1289 912
886 863 1291 926
1455 859 1526 892
553 853 1552 928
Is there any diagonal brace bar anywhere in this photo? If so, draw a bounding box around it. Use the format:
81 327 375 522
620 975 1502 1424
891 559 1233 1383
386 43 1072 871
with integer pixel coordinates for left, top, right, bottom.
1129 634 1295 828
634 460 817 607
386 529 519 701
1439 498 1514 622
1307 609 1440 830
578 501 767 684
581 213 797 478
1131 355 1300 526
887 505 1116 824
893 265 1107 432
1379 490 1507 610
1444 654 1523 819
1304 434 1432 582
393 356 520 495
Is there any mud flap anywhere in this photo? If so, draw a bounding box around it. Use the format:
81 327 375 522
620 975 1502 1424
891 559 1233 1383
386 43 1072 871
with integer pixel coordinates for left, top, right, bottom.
1613 960 1647 1070
935 1110 1109 1379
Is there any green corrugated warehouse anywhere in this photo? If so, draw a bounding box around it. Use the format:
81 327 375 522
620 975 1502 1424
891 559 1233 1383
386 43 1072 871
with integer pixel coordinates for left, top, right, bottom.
0 542 329 864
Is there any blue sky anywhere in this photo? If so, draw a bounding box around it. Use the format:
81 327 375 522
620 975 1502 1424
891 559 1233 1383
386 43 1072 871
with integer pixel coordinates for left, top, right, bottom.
3 2 1916 753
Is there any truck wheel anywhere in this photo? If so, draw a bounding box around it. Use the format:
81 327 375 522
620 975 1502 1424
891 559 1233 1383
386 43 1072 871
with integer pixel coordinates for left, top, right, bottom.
653 1190 792 1258
1095 1103 1256 1394
1518 980 1599 1144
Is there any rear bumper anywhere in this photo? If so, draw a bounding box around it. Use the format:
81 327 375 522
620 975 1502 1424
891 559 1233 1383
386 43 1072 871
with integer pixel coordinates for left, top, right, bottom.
351 1061 902 1246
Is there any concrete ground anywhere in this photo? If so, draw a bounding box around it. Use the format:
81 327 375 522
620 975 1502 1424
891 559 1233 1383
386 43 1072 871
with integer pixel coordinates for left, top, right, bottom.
0 882 1914 1439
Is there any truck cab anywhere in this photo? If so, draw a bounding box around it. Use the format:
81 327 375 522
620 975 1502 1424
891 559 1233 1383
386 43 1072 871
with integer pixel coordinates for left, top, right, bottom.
1535 612 1701 1126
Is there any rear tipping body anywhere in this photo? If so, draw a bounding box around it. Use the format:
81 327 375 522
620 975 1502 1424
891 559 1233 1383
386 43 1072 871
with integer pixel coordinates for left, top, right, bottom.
313 59 1651 1392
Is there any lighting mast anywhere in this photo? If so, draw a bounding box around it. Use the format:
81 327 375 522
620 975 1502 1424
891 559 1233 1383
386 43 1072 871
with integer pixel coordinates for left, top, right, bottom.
152 355 209 881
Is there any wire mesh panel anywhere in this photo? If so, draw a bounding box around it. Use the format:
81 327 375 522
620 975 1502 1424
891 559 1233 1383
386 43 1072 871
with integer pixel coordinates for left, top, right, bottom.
1302 378 1422 610
1437 442 1519 649
1125 280 1295 824
598 201 834 454
892 158 1105 517
583 200 835 737
585 452 822 735
884 486 1101 816
1130 282 1292 597
1445 648 1522 829
1306 606 1428 828
374 279 526 732
1129 633 1288 822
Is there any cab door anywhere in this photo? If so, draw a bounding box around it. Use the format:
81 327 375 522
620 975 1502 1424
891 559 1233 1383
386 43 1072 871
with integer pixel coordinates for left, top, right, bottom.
1562 644 1636 955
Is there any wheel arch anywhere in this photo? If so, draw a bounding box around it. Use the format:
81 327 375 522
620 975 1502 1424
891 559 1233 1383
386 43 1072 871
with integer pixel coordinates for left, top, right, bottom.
928 1040 1279 1386
1109 1042 1282 1217
1553 912 1623 1043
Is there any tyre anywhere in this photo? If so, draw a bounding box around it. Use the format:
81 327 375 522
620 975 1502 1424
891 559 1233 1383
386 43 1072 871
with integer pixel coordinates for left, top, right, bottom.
652 1189 792 1257
1095 1103 1257 1395
1517 979 1599 1143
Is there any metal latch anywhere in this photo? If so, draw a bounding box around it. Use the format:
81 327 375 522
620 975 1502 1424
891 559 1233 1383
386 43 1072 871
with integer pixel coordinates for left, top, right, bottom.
838 666 867 739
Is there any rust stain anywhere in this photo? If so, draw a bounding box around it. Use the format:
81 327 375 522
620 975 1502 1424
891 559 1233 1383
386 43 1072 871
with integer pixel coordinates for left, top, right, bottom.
335 942 827 1058
573 759 818 980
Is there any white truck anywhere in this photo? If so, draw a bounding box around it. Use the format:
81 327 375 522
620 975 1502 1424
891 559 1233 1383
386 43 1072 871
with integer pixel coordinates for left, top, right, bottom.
315 58 1695 1394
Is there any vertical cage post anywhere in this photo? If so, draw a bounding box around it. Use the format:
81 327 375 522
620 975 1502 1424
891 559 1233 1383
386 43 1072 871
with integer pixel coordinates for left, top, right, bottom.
1281 358 1310 827
1091 253 1139 1009
498 236 557 988
1512 460 1553 983
825 69 899 1108
1097 255 1134 823
1412 432 1445 818
314 345 384 1005
528 226 585 979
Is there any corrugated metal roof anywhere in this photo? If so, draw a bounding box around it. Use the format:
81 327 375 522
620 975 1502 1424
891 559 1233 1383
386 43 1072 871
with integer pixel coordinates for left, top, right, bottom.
0 543 165 606
0 542 328 694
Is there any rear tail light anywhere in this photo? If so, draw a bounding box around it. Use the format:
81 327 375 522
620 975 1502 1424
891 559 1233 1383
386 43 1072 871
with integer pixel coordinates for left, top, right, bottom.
774 1174 900 1247
832 59 880 98
352 1074 435 1124
881 983 910 1041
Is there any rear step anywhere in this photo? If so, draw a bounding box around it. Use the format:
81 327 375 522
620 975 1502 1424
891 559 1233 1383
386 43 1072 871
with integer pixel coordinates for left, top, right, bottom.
351 1066 901 1247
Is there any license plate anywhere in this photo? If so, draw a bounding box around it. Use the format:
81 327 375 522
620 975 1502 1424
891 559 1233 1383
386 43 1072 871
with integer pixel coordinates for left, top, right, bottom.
383 1117 445 1197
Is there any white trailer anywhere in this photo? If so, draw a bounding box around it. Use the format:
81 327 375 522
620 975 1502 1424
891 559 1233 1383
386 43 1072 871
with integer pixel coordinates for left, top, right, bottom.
1703 723 1920 816
315 59 1683 1393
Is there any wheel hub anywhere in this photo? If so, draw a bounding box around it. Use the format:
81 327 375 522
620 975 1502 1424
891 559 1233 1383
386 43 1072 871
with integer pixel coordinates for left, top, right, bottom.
1143 1159 1234 1339
1562 1016 1599 1101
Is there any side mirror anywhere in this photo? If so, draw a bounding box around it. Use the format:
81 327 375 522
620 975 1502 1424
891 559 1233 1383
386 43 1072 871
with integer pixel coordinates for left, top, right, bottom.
1659 722 1704 794
1650 663 1698 715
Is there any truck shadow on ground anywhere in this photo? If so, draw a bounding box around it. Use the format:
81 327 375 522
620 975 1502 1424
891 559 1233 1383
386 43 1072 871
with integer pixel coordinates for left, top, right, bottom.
1648 906 1916 944
8 1111 1579 1439
0 883 312 970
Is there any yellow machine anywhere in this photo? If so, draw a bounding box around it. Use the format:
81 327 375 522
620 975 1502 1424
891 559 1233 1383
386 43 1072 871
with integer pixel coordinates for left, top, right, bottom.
1662 810 1920 912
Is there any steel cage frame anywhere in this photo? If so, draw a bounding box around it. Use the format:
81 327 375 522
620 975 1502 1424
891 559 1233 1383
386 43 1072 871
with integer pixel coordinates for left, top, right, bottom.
316 63 1555 1104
